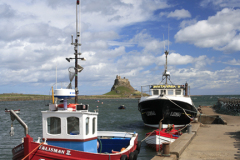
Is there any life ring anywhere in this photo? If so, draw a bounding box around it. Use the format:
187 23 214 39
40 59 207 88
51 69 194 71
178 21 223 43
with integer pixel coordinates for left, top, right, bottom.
120 155 128 160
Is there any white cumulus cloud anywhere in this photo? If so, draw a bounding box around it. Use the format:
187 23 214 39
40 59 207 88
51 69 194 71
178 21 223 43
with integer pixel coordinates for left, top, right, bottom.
175 8 240 53
167 9 191 19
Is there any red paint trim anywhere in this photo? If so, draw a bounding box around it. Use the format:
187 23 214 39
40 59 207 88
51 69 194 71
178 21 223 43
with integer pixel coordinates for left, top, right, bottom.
43 137 97 142
145 128 181 139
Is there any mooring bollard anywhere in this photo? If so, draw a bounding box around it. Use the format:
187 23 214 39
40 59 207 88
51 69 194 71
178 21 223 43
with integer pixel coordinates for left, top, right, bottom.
162 142 170 156
158 121 162 153
188 124 192 134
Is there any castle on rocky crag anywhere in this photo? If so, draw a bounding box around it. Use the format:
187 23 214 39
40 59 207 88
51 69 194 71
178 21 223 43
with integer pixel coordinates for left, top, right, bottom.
111 75 135 92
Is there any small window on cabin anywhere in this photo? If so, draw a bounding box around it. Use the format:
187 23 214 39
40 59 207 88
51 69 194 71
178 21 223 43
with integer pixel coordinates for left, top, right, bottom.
86 117 89 135
161 90 166 95
176 89 181 95
168 90 174 95
153 90 159 95
92 118 96 134
67 117 79 135
47 117 61 134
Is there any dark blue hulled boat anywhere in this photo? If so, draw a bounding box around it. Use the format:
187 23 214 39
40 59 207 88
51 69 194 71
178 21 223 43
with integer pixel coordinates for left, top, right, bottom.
138 50 198 129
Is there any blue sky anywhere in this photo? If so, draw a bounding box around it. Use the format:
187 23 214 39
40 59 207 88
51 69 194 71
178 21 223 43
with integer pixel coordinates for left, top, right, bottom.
0 0 240 95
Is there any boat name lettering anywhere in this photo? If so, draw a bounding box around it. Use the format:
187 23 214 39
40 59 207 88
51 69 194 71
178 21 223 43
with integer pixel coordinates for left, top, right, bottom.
70 92 75 94
170 112 181 117
39 146 71 156
146 111 156 116
13 144 24 153
151 85 183 89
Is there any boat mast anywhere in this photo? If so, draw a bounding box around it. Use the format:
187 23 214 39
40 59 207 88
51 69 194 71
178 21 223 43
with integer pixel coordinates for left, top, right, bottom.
75 0 80 103
163 25 170 85
66 0 84 103
164 50 169 84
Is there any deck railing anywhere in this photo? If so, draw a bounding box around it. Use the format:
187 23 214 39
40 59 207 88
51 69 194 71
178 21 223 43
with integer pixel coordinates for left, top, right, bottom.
141 85 151 97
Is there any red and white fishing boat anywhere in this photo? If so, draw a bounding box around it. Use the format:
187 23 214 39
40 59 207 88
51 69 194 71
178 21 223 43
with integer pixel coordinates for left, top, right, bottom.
10 97 140 160
10 100 140 160
8 1 141 160
5 108 20 114
145 125 181 152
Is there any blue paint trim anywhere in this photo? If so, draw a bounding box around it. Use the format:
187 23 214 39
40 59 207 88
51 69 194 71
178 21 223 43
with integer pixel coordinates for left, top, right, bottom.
47 139 97 153
54 96 75 99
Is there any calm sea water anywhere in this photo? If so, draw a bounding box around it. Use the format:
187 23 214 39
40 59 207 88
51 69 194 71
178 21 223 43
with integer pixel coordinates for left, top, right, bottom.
1 95 240 160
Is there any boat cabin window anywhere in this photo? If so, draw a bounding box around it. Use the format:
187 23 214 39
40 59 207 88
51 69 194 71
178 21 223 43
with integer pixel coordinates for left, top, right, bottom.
86 117 89 135
176 89 181 95
67 117 79 135
92 118 96 134
153 90 159 95
47 117 61 134
161 90 166 95
168 90 174 95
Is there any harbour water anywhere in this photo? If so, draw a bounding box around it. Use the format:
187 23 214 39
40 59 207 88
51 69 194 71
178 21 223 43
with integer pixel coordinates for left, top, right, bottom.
1 95 240 160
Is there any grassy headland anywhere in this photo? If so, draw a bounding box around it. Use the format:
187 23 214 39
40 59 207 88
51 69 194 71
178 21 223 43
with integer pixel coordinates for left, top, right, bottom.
0 87 142 101
0 93 48 101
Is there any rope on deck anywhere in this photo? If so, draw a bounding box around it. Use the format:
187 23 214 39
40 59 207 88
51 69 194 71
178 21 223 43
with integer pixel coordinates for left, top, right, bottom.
164 95 197 119
22 142 44 160
141 123 190 142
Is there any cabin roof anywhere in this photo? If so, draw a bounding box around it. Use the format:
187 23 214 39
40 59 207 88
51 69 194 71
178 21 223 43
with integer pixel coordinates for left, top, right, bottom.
42 110 98 116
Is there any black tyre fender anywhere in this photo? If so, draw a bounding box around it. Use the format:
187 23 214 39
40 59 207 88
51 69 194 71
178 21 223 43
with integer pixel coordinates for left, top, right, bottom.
133 150 138 160
129 152 135 160
120 155 128 160
137 141 141 153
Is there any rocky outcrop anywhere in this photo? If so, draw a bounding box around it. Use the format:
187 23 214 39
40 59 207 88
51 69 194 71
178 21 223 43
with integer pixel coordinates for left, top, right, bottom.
111 75 135 91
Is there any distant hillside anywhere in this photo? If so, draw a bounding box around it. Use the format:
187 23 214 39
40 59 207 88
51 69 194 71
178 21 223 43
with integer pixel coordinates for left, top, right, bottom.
0 93 48 101
104 75 141 98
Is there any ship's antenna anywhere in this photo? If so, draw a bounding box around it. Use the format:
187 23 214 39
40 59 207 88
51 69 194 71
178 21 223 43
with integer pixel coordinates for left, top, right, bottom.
168 24 169 51
164 25 169 85
160 25 173 85
164 50 168 85
163 34 165 52
56 65 57 89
